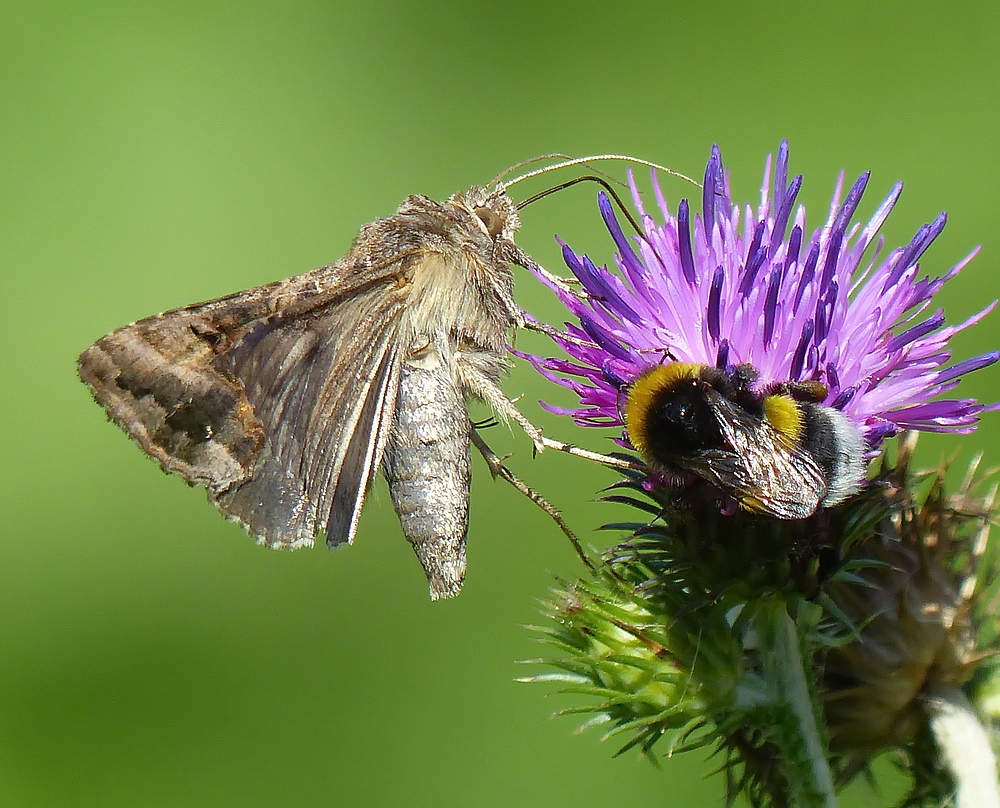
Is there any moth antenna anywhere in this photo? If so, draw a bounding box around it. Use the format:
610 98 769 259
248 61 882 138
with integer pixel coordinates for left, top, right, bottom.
498 154 702 193
489 157 627 203
517 175 643 236
470 428 595 572
489 153 575 187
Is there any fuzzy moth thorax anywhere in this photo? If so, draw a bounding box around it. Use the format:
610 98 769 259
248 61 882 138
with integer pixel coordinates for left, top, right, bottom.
401 249 514 354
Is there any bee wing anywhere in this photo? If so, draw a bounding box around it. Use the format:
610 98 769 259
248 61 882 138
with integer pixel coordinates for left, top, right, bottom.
79 257 412 548
681 390 827 519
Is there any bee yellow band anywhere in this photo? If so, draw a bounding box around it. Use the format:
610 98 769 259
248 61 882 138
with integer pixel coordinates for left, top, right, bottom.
625 363 704 458
762 394 804 445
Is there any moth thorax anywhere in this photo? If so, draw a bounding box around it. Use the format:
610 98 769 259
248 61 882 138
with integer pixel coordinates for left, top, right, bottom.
401 251 511 352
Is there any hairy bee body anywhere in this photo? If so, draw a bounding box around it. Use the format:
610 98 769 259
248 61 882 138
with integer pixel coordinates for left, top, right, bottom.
625 362 865 519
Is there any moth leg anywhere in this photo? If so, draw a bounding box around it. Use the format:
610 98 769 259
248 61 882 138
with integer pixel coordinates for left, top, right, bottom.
506 244 589 300
460 362 643 472
521 318 597 348
458 363 546 452
535 435 645 472
470 428 593 571
532 265 585 296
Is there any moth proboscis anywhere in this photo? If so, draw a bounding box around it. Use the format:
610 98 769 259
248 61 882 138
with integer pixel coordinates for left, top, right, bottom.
78 155 696 599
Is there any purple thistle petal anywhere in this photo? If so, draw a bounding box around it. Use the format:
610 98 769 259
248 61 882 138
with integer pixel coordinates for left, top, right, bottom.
832 172 870 233
597 193 645 284
708 266 724 343
601 360 628 390
826 363 841 390
886 311 946 353
784 225 803 275
793 242 821 313
856 182 903 256
763 267 782 348
577 313 632 362
832 386 858 410
866 421 899 443
933 352 1000 385
818 229 843 300
716 340 731 371
575 253 643 325
535 402 580 417
886 213 948 287
677 199 696 285
560 241 584 275
790 319 815 380
738 221 768 296
769 173 802 259
773 140 790 216
703 145 726 237
814 300 830 345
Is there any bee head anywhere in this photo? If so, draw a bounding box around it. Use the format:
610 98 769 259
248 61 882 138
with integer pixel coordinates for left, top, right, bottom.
625 363 731 459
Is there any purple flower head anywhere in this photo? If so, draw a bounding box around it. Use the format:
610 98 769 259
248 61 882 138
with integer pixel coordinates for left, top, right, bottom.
526 143 998 451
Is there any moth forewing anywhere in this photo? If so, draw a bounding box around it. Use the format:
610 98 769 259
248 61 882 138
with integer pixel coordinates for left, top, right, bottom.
78 183 536 599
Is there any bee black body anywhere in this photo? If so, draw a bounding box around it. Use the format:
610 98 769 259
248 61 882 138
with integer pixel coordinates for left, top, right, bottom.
625 362 866 519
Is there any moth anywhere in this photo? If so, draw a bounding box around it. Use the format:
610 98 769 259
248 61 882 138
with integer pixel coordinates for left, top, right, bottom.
78 156 691 600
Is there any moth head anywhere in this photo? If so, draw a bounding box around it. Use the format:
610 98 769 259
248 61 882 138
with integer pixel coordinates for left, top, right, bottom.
453 186 521 242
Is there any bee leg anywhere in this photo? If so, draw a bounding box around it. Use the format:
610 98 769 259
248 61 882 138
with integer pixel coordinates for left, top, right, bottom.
470 428 593 571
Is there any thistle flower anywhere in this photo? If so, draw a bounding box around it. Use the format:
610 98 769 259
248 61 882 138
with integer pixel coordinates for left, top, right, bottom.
527 141 998 456
521 145 1000 807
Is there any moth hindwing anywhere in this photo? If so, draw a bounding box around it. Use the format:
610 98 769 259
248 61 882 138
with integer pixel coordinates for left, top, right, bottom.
78 186 539 600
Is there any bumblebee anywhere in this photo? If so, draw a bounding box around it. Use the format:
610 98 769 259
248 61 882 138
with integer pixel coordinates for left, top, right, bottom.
624 362 866 519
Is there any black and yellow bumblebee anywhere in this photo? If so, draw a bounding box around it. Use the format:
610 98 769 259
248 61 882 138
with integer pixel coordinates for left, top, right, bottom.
624 362 866 519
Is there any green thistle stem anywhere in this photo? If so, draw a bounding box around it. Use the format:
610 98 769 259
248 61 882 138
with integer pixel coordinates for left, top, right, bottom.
754 599 837 808
925 686 1000 808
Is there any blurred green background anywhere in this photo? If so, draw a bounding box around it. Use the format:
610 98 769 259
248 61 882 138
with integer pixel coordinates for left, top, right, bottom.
3 1 998 805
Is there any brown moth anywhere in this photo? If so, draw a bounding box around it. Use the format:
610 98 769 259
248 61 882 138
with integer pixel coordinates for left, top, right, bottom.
79 186 543 600
78 156 692 600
